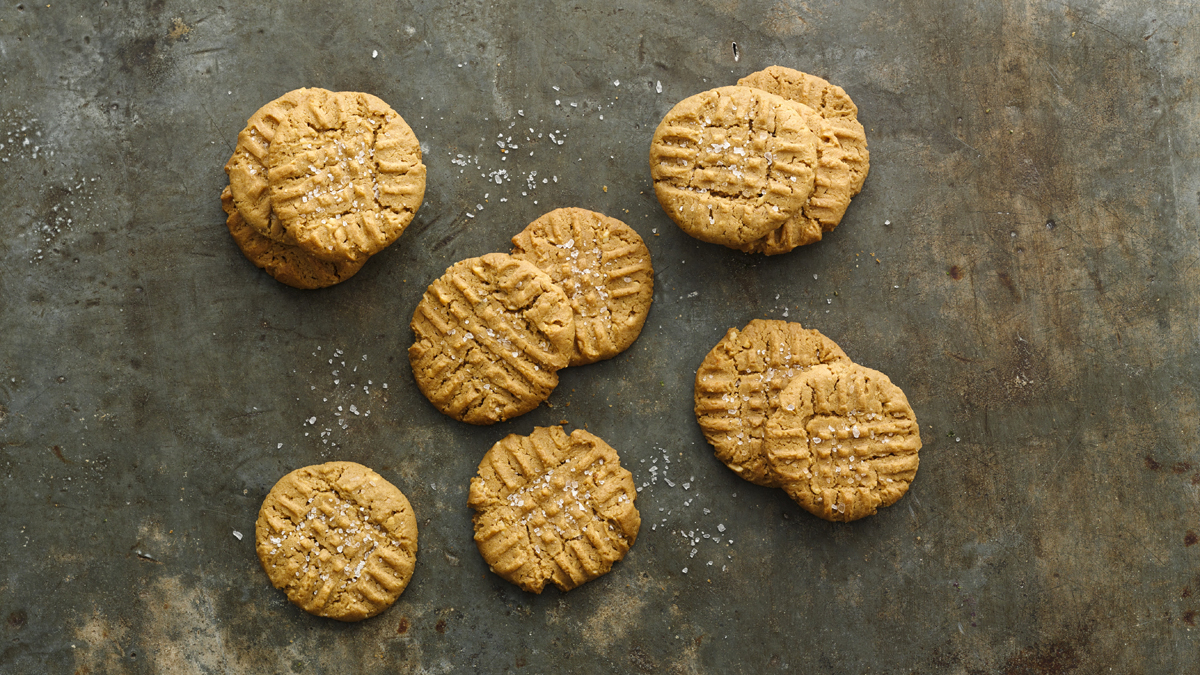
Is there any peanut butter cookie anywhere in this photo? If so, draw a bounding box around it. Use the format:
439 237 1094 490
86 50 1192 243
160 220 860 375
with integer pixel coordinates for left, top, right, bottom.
255 462 418 621
468 426 640 593
268 89 426 262
224 88 315 242
649 85 820 249
221 186 365 289
511 208 654 366
409 253 575 425
765 362 921 522
737 67 869 255
694 320 849 486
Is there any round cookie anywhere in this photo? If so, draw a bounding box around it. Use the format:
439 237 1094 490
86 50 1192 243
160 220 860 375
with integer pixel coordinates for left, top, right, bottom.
255 462 418 622
409 253 575 425
764 362 921 522
694 320 849 487
221 186 366 289
738 66 868 192
511 208 654 366
224 87 316 242
468 426 640 593
738 66 870 255
649 85 820 249
268 89 426 262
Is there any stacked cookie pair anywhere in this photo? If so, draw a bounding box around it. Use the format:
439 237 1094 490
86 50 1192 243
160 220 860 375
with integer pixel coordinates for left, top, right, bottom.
409 207 655 424
222 88 427 289
650 66 869 255
695 320 921 522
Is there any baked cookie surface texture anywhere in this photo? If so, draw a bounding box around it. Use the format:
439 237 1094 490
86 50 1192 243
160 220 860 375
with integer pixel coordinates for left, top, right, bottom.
511 207 654 366
224 87 315 242
737 66 869 254
255 462 418 622
649 86 820 249
764 362 921 522
267 89 426 262
221 186 366 289
468 426 640 593
694 320 849 487
409 253 575 425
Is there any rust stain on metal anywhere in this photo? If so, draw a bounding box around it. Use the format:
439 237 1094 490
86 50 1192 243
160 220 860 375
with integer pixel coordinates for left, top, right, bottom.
7 610 27 630
628 645 657 673
997 271 1020 299
1001 636 1083 674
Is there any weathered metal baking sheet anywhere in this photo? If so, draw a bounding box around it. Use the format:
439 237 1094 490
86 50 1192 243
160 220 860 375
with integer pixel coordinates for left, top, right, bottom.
2 1 1198 672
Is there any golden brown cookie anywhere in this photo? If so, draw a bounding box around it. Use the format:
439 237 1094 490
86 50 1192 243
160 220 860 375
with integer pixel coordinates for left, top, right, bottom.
764 362 921 522
224 88 315 242
468 426 640 593
738 66 868 192
694 320 849 487
255 462 418 622
649 85 820 248
737 66 869 255
511 208 654 366
268 89 426 262
221 186 366 289
409 253 575 425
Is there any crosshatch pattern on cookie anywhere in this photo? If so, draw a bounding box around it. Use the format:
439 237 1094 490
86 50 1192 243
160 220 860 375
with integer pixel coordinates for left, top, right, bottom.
511 208 654 366
268 90 426 262
255 462 418 622
765 363 921 522
221 186 365 289
737 67 869 255
468 427 640 593
225 87 315 241
694 320 849 487
738 66 869 193
650 85 820 248
409 253 575 425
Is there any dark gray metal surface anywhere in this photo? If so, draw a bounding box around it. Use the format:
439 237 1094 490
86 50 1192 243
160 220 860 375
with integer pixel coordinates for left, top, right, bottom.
2 1 1198 672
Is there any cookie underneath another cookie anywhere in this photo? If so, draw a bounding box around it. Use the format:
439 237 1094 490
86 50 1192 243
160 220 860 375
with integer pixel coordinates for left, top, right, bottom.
765 362 921 522
255 462 418 622
409 253 575 425
222 186 366 289
511 207 654 366
468 426 640 593
694 319 849 487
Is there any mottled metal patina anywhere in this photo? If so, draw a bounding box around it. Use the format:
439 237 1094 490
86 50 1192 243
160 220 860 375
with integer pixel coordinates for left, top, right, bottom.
1 1 1197 672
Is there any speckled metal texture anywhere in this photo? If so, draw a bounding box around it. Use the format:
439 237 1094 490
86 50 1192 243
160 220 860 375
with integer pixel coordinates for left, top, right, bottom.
2 1 1198 672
